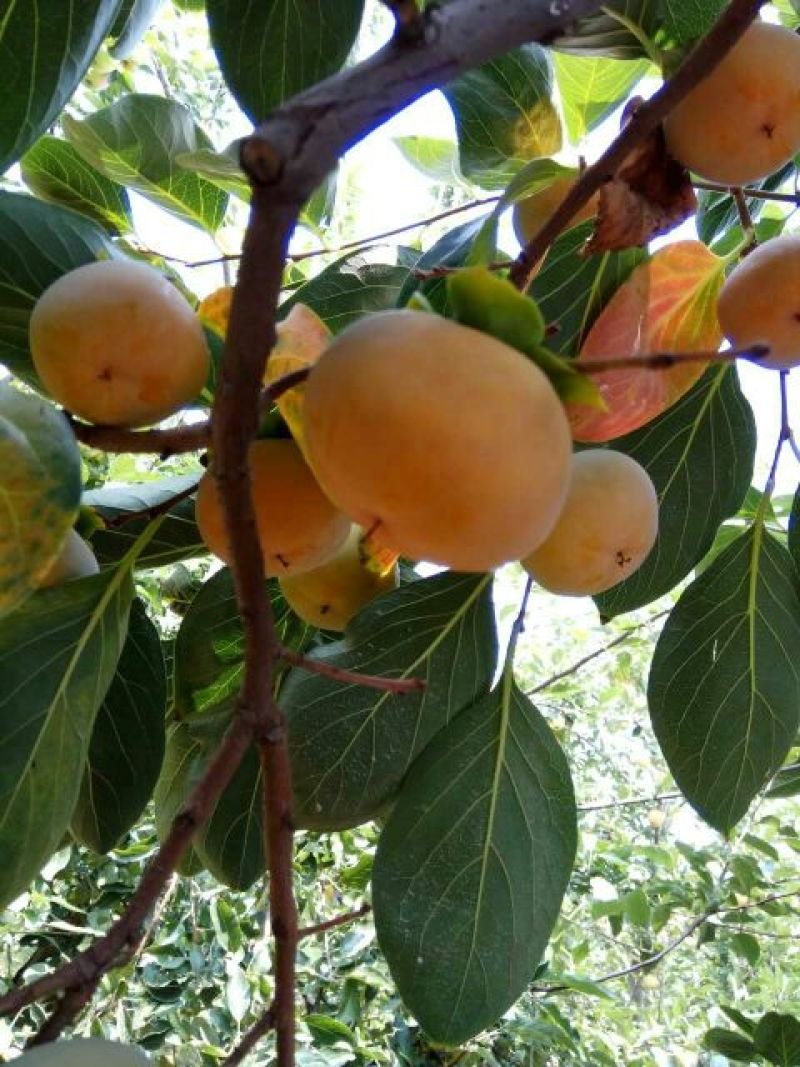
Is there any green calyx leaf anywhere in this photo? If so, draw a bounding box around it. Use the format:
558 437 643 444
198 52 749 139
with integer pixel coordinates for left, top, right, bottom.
446 267 603 406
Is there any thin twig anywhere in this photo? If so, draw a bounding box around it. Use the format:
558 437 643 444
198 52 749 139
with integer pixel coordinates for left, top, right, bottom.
731 186 758 254
508 0 768 290
279 646 426 694
578 792 682 814
693 179 800 205
103 482 199 528
223 1006 276 1067
297 904 372 940
574 344 768 375
527 611 669 696
183 197 500 269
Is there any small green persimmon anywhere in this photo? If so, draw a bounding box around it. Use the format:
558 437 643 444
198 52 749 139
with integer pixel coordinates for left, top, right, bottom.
303 310 573 572
195 438 350 577
522 450 658 596
279 526 398 630
717 234 800 369
30 259 209 428
663 22 800 185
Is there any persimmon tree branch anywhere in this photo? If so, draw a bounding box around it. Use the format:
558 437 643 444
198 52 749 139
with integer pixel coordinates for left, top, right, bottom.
298 904 372 939
278 645 426 693
508 0 768 290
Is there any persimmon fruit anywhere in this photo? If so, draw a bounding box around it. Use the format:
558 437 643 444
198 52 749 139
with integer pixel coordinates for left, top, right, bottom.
717 234 800 369
302 310 573 572
30 260 209 428
279 526 398 631
39 529 100 587
195 438 349 577
512 175 598 247
522 450 658 596
663 22 800 185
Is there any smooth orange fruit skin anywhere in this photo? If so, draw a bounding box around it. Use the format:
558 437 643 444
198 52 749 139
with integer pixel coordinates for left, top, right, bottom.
512 175 598 247
30 259 209 428
303 310 573 573
717 234 800 369
522 450 658 596
279 526 398 631
196 438 350 577
663 22 800 185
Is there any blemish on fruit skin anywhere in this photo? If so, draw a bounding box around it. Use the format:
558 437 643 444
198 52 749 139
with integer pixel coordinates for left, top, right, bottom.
97 366 113 382
275 553 290 570
615 550 632 568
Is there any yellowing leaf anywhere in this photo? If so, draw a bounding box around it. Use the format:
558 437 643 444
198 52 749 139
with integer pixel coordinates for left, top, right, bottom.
567 241 725 443
513 100 563 159
198 284 233 337
264 303 331 459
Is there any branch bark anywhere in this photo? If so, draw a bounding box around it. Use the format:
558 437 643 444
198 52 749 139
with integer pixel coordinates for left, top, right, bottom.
507 0 768 290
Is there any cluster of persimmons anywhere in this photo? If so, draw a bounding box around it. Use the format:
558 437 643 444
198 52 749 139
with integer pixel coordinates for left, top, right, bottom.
26 20 800 632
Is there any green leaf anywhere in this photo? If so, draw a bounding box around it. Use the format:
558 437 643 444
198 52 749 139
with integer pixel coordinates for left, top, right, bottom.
281 255 409 335
175 147 251 201
20 137 133 235
789 485 800 580
0 385 82 619
703 1027 758 1060
283 572 497 830
444 46 561 189
596 366 756 618
0 0 120 172
397 216 491 316
447 268 602 407
730 931 761 967
662 0 727 45
85 476 203 571
306 1015 357 1048
530 220 644 358
71 599 166 853
720 1005 758 1036
174 566 313 720
153 722 205 877
0 192 117 384
195 739 264 890
552 3 662 60
207 0 365 121
391 136 465 186
755 1012 800 1066
63 94 228 233
110 0 167 59
648 527 800 833
373 680 576 1045
624 888 651 928
0 568 134 907
697 161 796 247
767 762 800 799
554 54 650 143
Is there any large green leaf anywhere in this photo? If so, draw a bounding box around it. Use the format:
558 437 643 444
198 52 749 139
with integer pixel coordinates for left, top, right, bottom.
391 136 466 187
0 0 120 173
596 366 756 619
0 192 117 383
173 566 313 721
553 54 650 144
552 2 661 59
20 136 133 235
175 147 251 201
789 485 800 578
0 385 82 619
153 722 205 877
0 568 134 907
662 0 727 44
207 0 365 122
373 680 576 1045
71 599 167 854
648 527 800 833
754 1012 800 1066
63 94 228 233
444 47 561 190
85 475 203 571
530 220 644 358
697 160 796 247
195 741 264 890
397 216 491 316
110 0 167 59
280 256 409 335
282 572 497 831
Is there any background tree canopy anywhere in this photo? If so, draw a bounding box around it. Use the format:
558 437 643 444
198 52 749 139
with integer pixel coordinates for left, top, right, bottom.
2 1 800 1065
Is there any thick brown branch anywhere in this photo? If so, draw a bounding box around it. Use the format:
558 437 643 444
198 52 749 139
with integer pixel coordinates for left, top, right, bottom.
508 0 768 290
71 417 208 456
0 718 252 1018
279 646 426 694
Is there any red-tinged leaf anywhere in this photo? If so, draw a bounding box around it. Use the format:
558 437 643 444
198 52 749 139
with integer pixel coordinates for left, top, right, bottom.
567 241 725 443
